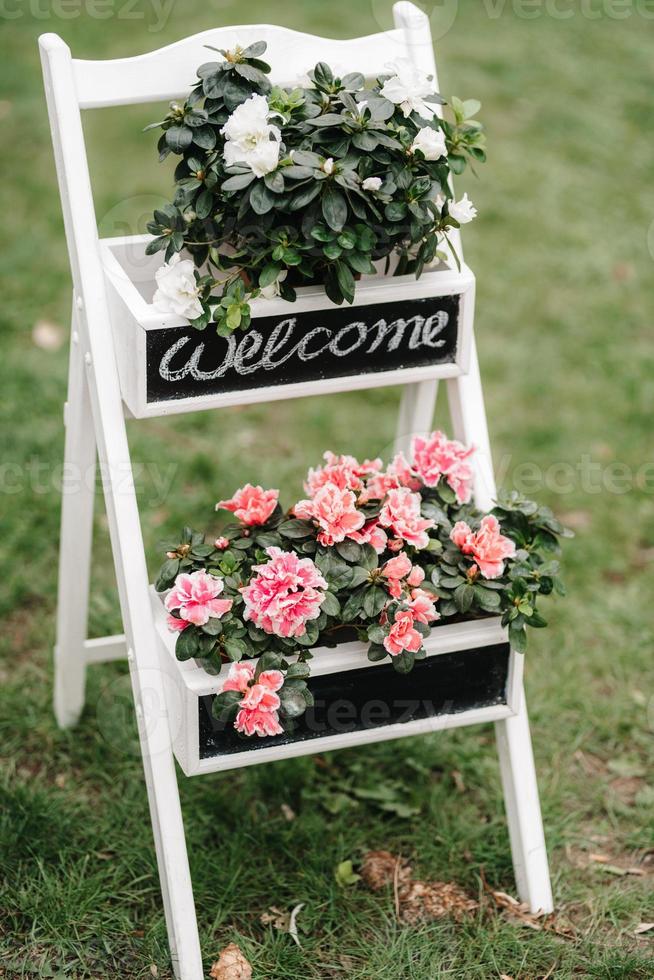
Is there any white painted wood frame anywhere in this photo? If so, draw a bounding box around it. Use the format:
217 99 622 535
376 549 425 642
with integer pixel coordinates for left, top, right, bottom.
40 4 553 976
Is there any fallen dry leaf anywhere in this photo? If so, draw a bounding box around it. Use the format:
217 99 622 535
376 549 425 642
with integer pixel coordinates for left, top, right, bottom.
260 906 290 931
260 903 304 947
573 749 606 776
280 803 296 822
634 922 654 935
149 966 158 978
589 853 610 864
399 879 478 924
480 870 575 939
360 850 477 924
288 903 304 948
361 850 411 891
210 943 252 980
451 769 466 793
32 319 65 352
599 865 645 877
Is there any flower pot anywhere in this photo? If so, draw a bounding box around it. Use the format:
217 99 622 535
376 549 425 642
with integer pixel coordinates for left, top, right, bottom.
150 587 520 776
101 234 475 419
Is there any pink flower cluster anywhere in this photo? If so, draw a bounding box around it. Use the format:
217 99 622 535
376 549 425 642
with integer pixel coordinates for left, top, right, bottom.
222 660 284 737
450 515 516 579
411 431 475 504
216 484 278 526
381 551 425 598
383 585 439 657
305 452 382 496
294 483 365 547
240 546 327 637
379 488 434 550
165 570 233 629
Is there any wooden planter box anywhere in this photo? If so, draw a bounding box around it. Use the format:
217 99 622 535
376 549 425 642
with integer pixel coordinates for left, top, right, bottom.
101 234 475 419
150 588 520 777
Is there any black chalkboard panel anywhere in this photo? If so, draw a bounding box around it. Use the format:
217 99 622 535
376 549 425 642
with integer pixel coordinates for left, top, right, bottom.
147 293 460 403
198 642 509 759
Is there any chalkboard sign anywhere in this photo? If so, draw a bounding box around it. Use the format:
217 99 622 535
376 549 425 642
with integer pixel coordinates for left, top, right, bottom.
146 293 460 404
198 642 510 759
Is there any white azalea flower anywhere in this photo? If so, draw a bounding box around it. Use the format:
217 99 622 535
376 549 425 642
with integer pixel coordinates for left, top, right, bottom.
380 59 437 120
362 176 382 192
221 93 281 178
411 126 447 161
449 193 478 224
259 269 288 300
322 157 335 175
153 254 203 320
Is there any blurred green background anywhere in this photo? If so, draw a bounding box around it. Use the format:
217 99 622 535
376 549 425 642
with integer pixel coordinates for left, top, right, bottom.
1 1 653 977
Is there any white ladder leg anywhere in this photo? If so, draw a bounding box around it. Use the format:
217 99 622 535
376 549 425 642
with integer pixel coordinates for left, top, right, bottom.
495 695 554 913
447 335 553 912
395 380 438 455
40 34 204 977
54 299 96 728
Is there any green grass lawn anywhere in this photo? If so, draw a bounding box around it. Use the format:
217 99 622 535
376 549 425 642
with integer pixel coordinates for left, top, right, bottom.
1 2 653 977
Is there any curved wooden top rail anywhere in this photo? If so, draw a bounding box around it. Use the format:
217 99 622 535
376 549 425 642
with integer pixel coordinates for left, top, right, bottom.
39 1 434 110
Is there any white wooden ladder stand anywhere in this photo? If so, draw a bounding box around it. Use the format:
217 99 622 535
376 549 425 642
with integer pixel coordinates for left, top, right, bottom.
41 4 554 976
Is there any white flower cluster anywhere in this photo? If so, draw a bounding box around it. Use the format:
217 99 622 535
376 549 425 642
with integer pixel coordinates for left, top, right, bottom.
221 93 281 178
153 253 203 320
380 59 439 121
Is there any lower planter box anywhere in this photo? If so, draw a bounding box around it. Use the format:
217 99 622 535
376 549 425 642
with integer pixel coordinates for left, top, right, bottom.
150 588 520 776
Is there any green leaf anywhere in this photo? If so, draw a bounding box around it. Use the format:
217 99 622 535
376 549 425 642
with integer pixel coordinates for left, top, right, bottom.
175 628 199 661
278 519 315 539
508 622 528 654
367 642 387 662
242 40 267 58
279 686 308 718
250 180 276 214
222 171 256 192
392 649 416 674
362 587 387 619
454 583 475 614
335 539 363 563
473 584 502 611
258 262 283 288
224 637 248 661
212 689 242 722
165 126 193 152
322 187 348 231
335 860 361 888
321 592 341 617
286 661 310 679
201 618 223 636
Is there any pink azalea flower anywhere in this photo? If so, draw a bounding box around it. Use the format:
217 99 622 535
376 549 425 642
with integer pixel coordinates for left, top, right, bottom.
166 614 190 632
165 570 233 626
383 609 423 657
407 565 425 588
214 536 230 550
240 546 327 637
363 452 420 500
349 520 388 554
382 552 412 597
411 431 475 504
221 660 284 738
450 515 516 579
216 484 279 526
407 588 439 624
294 481 365 547
379 487 434 550
305 452 382 497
